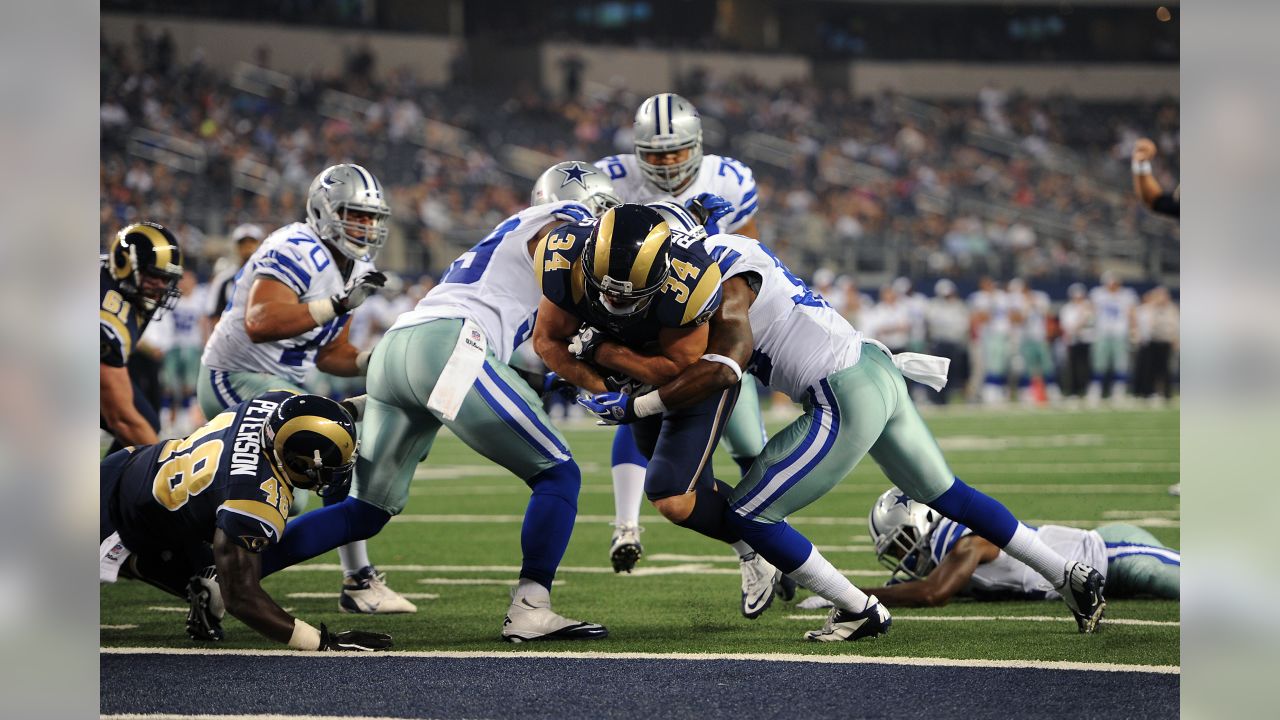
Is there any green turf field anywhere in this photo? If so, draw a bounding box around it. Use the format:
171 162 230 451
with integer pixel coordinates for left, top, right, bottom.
100 405 1180 667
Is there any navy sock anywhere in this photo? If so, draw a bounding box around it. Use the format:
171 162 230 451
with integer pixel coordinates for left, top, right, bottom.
928 477 1018 547
520 461 581 590
726 515 813 574
260 497 390 577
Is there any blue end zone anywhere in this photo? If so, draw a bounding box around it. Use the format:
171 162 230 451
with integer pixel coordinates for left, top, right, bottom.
101 653 1178 719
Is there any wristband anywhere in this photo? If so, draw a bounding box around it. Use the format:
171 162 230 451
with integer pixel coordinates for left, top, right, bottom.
307 298 338 326
289 619 322 651
701 353 744 381
355 350 372 374
633 391 667 418
1131 159 1153 176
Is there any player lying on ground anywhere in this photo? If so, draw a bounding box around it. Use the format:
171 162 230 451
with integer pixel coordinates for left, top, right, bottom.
800 488 1179 610
255 161 620 642
575 207 1107 639
100 391 392 651
533 203 788 620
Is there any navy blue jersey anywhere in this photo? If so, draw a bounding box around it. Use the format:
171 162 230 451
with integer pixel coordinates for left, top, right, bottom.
108 391 297 556
100 263 153 367
535 220 723 348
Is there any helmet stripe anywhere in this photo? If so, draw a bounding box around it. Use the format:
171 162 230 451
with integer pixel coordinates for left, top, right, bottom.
652 96 661 135
628 221 670 289
663 93 673 135
134 224 174 270
272 415 357 464
593 209 616 282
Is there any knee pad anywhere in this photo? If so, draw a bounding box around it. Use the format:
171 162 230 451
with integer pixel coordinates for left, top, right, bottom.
527 461 581 506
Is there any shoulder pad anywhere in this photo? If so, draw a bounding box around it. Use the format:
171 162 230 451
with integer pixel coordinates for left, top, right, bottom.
535 223 589 307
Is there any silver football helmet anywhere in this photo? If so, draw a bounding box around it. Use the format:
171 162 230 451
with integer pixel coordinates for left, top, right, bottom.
633 93 703 193
645 200 707 246
530 161 622 217
868 488 942 582
305 163 392 262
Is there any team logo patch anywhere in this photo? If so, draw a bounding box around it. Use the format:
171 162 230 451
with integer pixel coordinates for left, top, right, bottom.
556 162 595 190
105 541 126 562
240 535 270 552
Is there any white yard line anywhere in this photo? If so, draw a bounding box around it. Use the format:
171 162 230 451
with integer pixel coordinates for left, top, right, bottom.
415 578 565 586
388 514 1177 528
284 592 440 600
100 624 138 631
785 614 1179 627
410 482 1177 497
100 646 1178 674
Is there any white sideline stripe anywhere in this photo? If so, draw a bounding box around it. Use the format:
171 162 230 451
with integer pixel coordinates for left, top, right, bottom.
99 646 1178 674
941 463 1178 474
390 514 1178 528
285 563 886 578
285 592 440 600
785 614 1180 627
149 605 293 613
103 715 433 720
101 624 137 630
409 482 1177 497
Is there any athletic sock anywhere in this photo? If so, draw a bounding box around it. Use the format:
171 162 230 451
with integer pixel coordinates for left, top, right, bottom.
1004 523 1071 588
610 463 646 527
338 541 372 578
788 546 870 613
515 577 551 604
730 540 754 559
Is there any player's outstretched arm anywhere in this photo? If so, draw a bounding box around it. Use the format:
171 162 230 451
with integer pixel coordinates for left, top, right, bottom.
532 297 609 394
100 362 158 446
648 276 756 412
871 536 999 608
1131 138 1165 209
595 323 709 386
212 529 391 651
243 277 327 342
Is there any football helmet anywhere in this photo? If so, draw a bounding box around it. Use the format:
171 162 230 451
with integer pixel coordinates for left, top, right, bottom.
581 204 671 320
108 221 184 315
305 163 392 262
868 488 941 582
530 161 622 217
645 200 707 246
633 93 703 193
262 394 358 497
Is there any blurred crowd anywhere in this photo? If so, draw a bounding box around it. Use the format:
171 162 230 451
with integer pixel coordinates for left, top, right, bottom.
101 27 1180 429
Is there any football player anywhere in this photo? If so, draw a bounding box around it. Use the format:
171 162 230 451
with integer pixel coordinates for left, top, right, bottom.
595 93 768 575
577 225 1108 639
205 223 264 340
101 222 184 452
257 161 618 642
856 487 1178 607
1006 278 1058 405
199 163 414 615
969 276 1013 404
534 203 786 619
100 391 391 651
1087 271 1139 403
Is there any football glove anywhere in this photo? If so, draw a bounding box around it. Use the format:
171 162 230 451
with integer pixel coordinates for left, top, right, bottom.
577 391 638 425
685 193 735 234
603 372 653 396
331 271 387 315
568 325 605 363
318 623 394 652
542 371 582 401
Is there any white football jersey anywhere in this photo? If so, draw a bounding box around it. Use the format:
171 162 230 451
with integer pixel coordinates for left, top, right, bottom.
389 201 594 363
1058 300 1095 344
202 222 373 385
1089 286 1139 338
968 289 1012 337
928 520 1107 600
595 154 759 234
1007 290 1051 342
701 234 861 402
166 287 207 350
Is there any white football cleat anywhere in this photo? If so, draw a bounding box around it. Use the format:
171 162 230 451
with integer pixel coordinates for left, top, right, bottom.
804 597 892 642
339 566 418 614
1060 561 1107 633
739 551 781 619
501 592 608 643
609 522 644 573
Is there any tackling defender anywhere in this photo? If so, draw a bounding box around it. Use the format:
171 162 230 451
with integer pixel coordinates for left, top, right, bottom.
257 161 618 642
101 222 184 453
199 163 414 614
100 391 392 651
595 93 768 573
577 225 1108 639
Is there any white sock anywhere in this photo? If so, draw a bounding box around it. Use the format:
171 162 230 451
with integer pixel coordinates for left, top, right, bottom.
1003 523 1070 588
788 547 870 613
611 463 646 526
730 540 754 559
515 577 550 603
338 541 371 577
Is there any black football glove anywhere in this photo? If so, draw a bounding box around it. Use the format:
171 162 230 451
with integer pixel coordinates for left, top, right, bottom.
318 623 393 652
330 271 387 315
603 372 653 396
